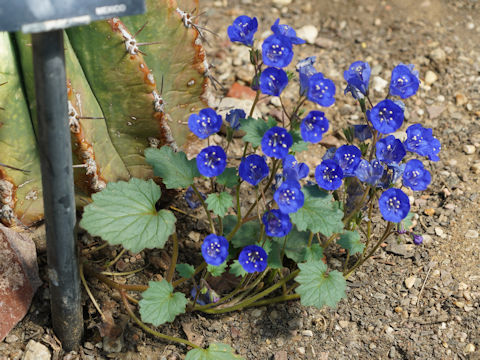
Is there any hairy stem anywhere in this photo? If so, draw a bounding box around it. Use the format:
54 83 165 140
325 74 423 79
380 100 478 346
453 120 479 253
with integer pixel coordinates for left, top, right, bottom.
166 233 178 283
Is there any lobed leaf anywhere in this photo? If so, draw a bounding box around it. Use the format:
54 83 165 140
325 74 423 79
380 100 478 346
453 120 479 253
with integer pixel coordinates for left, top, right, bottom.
206 192 233 217
185 343 244 360
338 230 364 255
176 263 195 279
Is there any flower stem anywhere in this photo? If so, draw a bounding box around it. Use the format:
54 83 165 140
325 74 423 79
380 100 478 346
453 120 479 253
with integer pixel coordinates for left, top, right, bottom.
191 183 215 234
166 233 178 283
245 293 299 308
120 291 200 349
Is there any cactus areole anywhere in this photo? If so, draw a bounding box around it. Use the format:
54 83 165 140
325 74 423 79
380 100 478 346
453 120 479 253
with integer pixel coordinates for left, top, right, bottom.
0 0 148 351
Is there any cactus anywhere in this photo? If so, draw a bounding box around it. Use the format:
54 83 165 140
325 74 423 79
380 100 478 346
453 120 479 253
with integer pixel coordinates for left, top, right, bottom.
0 0 209 227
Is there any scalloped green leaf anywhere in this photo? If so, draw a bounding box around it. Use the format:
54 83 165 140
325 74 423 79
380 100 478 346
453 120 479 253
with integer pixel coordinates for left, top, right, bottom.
229 260 247 277
338 231 364 255
265 240 282 269
301 244 324 262
296 260 347 309
223 216 260 248
206 192 233 217
272 225 309 263
186 343 244 360
290 130 309 153
145 146 199 189
139 280 187 326
176 263 195 279
216 168 239 188
290 185 344 237
240 117 270 148
208 261 227 277
79 178 176 253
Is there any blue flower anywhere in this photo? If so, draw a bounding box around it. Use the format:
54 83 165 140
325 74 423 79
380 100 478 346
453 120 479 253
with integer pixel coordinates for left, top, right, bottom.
353 125 372 141
404 124 440 160
184 186 206 209
282 155 309 182
368 99 404 134
239 245 268 273
344 61 371 99
354 159 384 185
239 154 269 186
296 56 317 95
376 135 406 164
259 67 288 96
197 146 227 177
413 234 423 245
389 63 420 99
334 145 362 176
378 188 410 223
274 181 304 213
403 159 431 191
226 109 246 131
315 159 343 190
190 285 220 305
227 15 258 46
377 163 405 188
262 34 293 67
307 73 336 107
261 126 293 159
262 209 292 237
300 111 329 143
188 108 223 139
201 234 229 266
271 19 305 45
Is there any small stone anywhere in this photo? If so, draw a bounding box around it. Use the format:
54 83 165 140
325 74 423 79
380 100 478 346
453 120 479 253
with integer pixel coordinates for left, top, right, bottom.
471 163 480 174
188 231 201 242
455 93 468 106
463 144 476 155
464 343 476 353
23 340 51 360
4 334 18 343
269 310 280 321
315 37 336 49
427 104 445 119
297 347 306 355
297 25 318 44
251 308 263 318
301 330 314 337
394 306 403 313
273 0 291 5
274 351 288 360
372 76 388 93
465 230 478 239
270 97 281 107
430 48 446 62
434 227 444 237
425 71 438 85
454 301 465 308
389 347 397 358
385 326 394 335
338 320 349 329
405 276 416 289
424 208 435 216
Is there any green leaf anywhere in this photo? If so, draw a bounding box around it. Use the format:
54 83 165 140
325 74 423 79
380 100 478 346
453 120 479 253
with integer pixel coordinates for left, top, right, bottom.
139 280 187 326
206 192 233 217
272 226 309 263
240 117 269 148
266 116 278 128
301 244 324 262
290 130 309 153
223 216 260 248
145 146 199 189
208 261 227 277
338 231 364 255
290 185 344 237
186 343 244 360
265 240 283 269
216 168 239 188
295 260 347 308
176 263 195 279
80 178 176 253
402 211 415 231
229 260 248 277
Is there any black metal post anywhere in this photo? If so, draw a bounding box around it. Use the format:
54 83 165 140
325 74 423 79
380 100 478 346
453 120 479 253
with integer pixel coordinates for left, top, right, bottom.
32 30 83 351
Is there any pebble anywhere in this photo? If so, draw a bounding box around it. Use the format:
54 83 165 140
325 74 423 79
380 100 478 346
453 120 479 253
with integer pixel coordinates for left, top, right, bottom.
385 326 394 335
372 76 388 93
470 163 480 174
434 227 444 237
23 340 51 360
4 334 18 343
465 230 478 239
270 97 281 107
430 48 446 62
297 25 318 44
455 93 468 106
301 330 314 337
251 308 263 318
297 347 306 355
269 310 280 321
274 351 288 360
405 276 417 289
464 343 476 353
425 70 438 85
424 208 435 216
463 144 476 155
338 320 349 329
273 0 292 5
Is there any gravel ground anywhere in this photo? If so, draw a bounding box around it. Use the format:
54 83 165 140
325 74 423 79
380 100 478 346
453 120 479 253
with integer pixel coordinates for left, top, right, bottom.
1 0 479 359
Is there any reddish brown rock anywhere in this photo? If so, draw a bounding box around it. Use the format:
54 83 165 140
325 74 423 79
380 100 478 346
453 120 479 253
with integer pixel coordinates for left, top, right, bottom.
0 224 41 341
226 82 257 100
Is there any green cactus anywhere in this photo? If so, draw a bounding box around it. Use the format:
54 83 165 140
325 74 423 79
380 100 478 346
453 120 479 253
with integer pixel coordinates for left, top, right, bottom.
0 0 209 227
